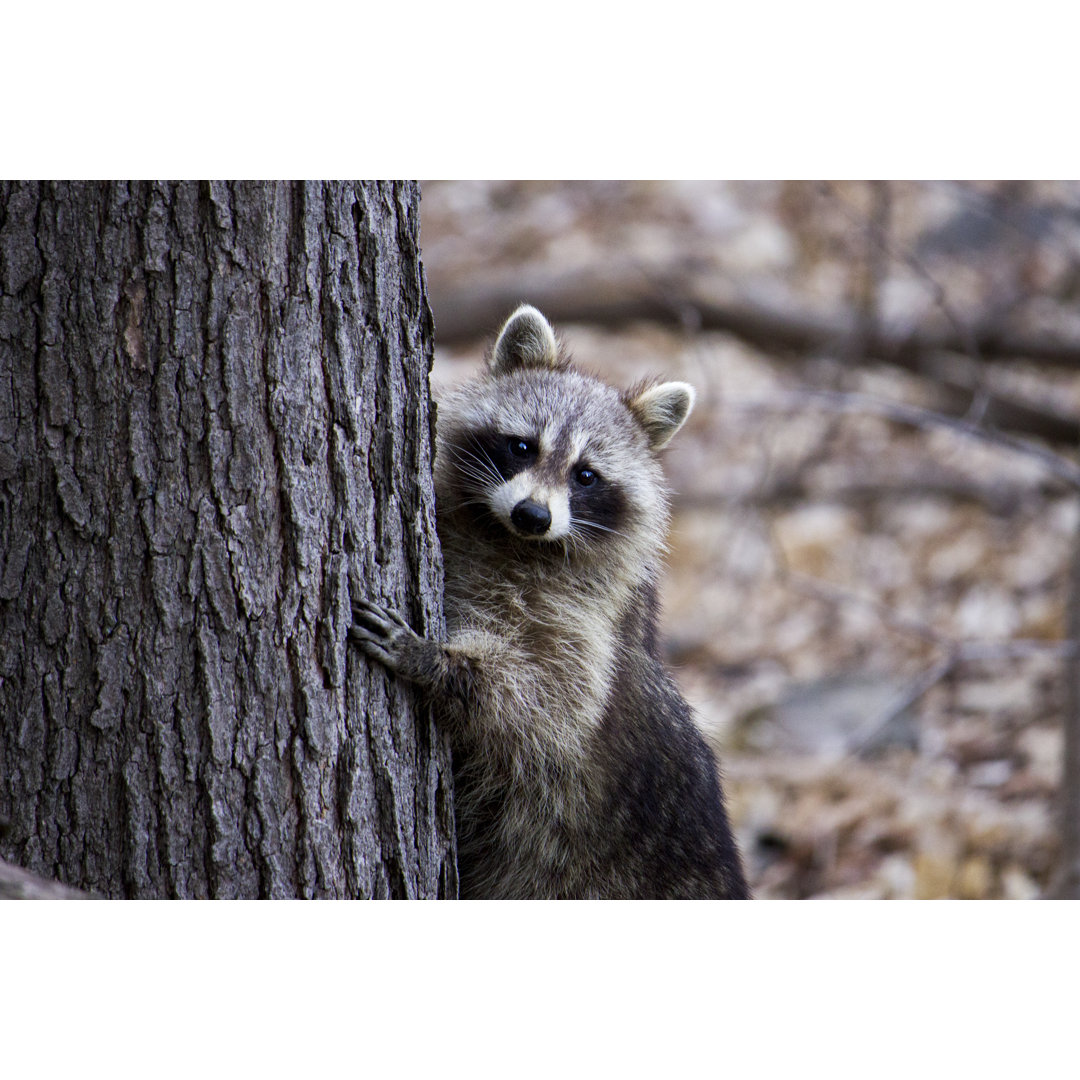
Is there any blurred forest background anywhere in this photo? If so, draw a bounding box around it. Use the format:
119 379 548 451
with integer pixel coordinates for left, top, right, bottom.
419 180 1080 899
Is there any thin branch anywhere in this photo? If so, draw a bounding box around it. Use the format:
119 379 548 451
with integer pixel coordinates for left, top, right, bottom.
775 544 1074 668
775 567 1074 761
845 638 1077 765
675 474 1066 517
848 655 957 759
853 180 892 363
826 180 1000 426
740 387 1080 489
784 569 945 647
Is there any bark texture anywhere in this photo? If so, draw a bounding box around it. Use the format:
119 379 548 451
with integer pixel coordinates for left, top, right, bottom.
0 181 456 898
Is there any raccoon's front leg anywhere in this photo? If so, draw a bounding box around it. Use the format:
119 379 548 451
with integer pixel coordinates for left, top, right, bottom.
350 598 478 710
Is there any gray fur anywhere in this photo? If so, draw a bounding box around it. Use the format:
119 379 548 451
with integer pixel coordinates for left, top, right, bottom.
489 303 564 373
352 307 748 899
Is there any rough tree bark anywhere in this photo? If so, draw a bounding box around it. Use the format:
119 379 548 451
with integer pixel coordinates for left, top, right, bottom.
0 181 456 898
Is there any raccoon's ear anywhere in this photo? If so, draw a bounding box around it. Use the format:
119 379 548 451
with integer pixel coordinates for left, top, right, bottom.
626 381 696 451
490 305 562 374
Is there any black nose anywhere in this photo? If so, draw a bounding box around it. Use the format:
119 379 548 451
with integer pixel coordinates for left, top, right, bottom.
511 499 552 535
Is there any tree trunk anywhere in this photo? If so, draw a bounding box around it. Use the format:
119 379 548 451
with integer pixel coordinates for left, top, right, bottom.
0 181 456 898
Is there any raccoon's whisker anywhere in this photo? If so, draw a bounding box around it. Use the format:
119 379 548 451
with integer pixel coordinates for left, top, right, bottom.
451 463 500 490
564 529 593 564
450 458 504 492
450 445 490 471
572 518 624 538
452 443 503 485
453 467 498 491
440 496 491 515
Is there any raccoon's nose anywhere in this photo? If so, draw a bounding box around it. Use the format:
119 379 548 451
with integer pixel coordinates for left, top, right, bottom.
511 499 552 535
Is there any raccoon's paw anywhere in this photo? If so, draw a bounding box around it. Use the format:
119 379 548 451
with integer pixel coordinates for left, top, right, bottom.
350 599 424 676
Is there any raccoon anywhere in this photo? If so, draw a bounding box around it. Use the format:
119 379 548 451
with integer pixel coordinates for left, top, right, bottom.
352 305 748 899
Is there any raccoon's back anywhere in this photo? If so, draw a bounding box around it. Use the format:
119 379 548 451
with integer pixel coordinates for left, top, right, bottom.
595 652 749 899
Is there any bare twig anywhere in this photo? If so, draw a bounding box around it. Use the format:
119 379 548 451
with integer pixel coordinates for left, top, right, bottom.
784 569 945 647
776 567 1074 761
824 179 990 380
675 474 1066 517
853 181 892 363
737 388 1080 489
849 655 957 758
928 363 1080 446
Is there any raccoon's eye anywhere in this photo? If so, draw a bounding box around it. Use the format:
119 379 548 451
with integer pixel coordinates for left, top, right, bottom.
575 466 598 487
508 437 535 459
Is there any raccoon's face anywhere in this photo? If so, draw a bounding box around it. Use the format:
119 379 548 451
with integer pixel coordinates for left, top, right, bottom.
449 399 625 546
436 305 695 560
439 370 679 560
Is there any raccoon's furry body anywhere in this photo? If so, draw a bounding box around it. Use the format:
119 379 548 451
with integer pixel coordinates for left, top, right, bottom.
353 306 748 899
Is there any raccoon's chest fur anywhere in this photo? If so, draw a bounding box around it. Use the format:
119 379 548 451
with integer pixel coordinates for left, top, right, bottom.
441 550 622 899
442 545 622 754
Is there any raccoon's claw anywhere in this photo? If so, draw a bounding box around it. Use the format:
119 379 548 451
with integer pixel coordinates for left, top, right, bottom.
351 598 410 636
350 598 415 671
